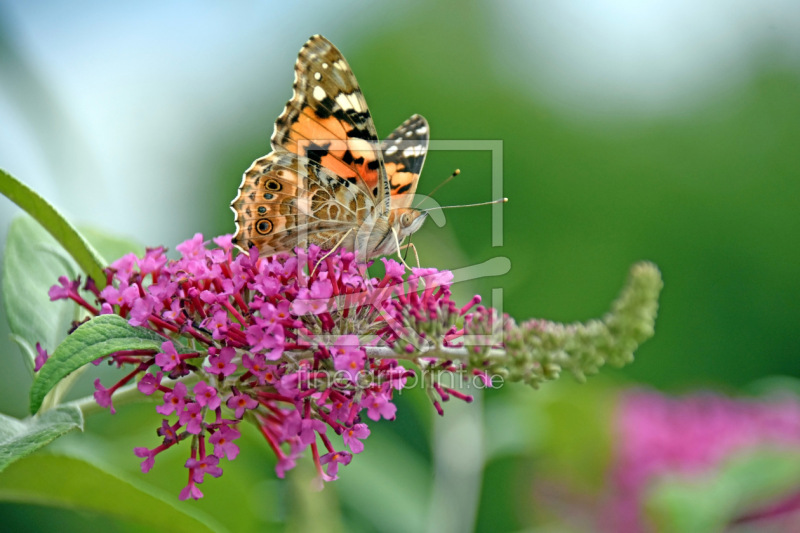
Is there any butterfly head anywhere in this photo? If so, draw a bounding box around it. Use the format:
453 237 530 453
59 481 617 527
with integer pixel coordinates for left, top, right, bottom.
392 208 429 241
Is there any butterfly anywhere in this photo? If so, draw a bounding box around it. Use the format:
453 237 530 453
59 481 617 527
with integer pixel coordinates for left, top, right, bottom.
231 35 430 261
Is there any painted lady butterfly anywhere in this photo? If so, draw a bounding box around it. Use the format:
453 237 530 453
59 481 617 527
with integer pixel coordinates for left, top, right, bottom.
231 35 430 260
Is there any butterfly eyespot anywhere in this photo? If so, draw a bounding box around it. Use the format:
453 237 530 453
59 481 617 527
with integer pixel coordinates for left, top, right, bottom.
275 170 284 177
256 219 273 235
258 206 267 214
263 193 274 200
265 179 282 191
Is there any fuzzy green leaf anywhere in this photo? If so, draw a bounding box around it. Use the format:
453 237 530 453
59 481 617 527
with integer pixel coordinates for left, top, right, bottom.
0 168 106 287
2 215 81 371
30 315 192 414
0 406 83 472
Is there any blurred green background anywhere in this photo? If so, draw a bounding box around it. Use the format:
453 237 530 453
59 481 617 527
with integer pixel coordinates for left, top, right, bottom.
1 1 799 531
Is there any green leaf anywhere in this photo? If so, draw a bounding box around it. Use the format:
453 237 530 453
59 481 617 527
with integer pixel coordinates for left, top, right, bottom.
0 169 106 287
30 315 193 414
0 453 226 533
0 406 83 472
2 215 146 376
2 215 82 370
647 449 800 532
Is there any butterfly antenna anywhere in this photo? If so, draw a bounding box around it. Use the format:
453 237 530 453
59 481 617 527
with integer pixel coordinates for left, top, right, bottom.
414 169 460 208
423 197 508 212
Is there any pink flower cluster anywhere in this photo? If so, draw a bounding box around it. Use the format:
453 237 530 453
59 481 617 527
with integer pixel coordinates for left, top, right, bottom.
47 234 485 499
610 390 800 531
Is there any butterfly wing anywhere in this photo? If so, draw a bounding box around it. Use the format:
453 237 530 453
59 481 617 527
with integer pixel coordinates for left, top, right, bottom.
232 152 373 255
383 114 429 209
271 34 390 214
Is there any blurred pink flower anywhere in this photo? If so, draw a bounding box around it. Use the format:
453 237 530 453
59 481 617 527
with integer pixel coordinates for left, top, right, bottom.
610 390 800 532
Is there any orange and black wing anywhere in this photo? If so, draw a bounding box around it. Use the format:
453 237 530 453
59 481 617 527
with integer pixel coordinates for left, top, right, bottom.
382 114 429 209
271 35 390 213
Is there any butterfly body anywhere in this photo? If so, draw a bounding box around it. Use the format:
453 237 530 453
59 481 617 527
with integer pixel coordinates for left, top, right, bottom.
232 35 430 260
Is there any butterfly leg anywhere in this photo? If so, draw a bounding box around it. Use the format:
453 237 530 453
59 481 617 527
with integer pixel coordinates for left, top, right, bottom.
391 227 415 270
311 228 354 277
398 242 421 268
